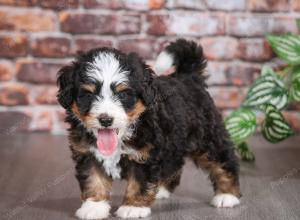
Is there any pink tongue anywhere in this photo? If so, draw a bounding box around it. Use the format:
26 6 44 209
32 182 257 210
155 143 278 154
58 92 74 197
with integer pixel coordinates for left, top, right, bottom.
97 129 118 156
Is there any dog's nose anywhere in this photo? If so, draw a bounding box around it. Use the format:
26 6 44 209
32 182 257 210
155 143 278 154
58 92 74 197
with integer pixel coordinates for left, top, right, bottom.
99 114 113 127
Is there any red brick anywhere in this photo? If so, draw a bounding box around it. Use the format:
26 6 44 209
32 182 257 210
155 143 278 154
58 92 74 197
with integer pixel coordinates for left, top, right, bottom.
146 14 168 35
34 86 58 104
292 0 300 11
0 35 28 57
206 62 228 85
166 0 205 9
271 16 299 34
149 0 164 9
83 0 124 9
0 10 56 32
0 0 37 6
147 12 225 36
206 0 246 11
56 109 69 131
226 63 261 86
208 86 247 109
118 38 155 59
39 0 79 10
83 0 164 9
0 60 14 81
155 38 172 54
30 110 53 131
288 102 300 111
74 37 113 52
283 112 300 132
60 12 141 34
0 83 29 106
16 60 63 84
228 15 298 37
123 0 164 10
0 0 79 8
0 111 31 134
200 37 239 60
238 39 273 61
206 62 260 86
31 36 72 58
228 15 265 36
249 0 289 12
123 0 150 10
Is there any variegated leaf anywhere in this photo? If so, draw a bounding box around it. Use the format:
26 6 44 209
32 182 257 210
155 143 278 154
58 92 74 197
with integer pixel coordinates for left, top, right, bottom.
236 142 255 161
262 104 293 143
261 65 277 77
297 18 300 32
225 108 257 144
289 69 300 101
267 35 300 65
243 72 288 110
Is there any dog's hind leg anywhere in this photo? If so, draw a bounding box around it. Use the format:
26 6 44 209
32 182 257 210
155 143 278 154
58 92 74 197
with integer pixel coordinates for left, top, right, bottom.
192 150 241 208
156 169 182 200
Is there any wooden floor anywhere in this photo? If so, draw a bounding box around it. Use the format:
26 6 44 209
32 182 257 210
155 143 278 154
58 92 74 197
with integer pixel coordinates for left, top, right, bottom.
0 133 299 220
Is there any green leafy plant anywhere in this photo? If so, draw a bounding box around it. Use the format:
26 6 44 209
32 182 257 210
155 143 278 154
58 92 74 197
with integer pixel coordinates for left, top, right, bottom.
225 19 300 161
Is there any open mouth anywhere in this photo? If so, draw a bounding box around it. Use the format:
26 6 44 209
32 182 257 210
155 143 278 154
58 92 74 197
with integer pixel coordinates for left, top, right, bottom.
96 128 119 156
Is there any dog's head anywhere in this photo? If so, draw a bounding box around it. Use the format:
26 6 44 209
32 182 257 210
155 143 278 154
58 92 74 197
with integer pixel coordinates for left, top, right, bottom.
57 48 154 156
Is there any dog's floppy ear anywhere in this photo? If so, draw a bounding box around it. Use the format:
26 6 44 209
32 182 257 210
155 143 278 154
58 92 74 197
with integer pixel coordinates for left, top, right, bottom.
127 53 156 107
57 64 77 109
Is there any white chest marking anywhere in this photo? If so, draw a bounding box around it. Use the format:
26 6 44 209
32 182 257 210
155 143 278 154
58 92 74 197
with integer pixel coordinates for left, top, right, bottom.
90 148 122 179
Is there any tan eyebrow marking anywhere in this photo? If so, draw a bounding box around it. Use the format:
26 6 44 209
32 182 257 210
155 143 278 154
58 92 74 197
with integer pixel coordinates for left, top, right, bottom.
115 83 129 93
127 100 146 122
81 84 96 93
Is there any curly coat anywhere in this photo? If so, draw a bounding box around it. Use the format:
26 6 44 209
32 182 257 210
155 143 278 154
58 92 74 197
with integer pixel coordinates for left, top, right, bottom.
57 39 241 218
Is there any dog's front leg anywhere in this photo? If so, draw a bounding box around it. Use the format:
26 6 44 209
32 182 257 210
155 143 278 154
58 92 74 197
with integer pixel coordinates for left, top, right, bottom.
116 174 157 218
75 161 112 220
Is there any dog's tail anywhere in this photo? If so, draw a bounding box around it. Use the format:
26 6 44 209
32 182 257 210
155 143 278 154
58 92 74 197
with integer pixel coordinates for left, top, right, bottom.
154 39 206 76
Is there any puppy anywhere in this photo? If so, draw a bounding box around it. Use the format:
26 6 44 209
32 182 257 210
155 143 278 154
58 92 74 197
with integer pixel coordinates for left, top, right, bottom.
57 39 241 219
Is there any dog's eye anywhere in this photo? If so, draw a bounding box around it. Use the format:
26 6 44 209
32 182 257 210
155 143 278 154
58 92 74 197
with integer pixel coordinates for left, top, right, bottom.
117 90 129 100
78 89 93 99
116 89 137 110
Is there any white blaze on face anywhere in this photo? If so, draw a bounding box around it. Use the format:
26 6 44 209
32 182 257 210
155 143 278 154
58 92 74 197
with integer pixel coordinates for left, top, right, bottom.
86 52 130 159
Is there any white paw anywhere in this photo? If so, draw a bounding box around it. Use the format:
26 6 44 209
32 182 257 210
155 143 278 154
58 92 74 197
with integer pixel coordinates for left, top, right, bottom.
155 186 170 199
116 205 151 218
211 193 240 208
75 199 110 219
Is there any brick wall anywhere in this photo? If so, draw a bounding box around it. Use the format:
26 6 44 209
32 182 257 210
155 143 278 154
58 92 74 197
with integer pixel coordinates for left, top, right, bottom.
0 0 300 134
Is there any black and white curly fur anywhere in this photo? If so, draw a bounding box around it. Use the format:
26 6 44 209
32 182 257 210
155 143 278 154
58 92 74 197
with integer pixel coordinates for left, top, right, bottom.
57 39 241 219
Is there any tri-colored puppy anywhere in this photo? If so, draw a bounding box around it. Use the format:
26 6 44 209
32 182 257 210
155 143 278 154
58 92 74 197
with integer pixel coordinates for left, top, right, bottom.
57 39 241 219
